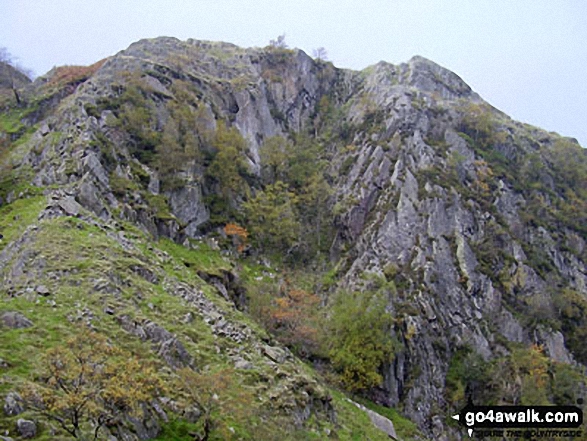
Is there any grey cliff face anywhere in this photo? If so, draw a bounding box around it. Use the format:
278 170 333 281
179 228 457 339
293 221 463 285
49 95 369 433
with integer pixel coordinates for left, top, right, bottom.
6 37 586 439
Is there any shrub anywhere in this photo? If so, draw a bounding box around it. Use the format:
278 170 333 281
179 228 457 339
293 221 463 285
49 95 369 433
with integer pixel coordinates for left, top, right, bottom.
324 290 394 392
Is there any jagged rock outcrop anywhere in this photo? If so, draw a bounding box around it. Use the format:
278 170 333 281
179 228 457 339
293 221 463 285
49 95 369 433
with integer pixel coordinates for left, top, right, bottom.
1 36 585 440
0 62 31 90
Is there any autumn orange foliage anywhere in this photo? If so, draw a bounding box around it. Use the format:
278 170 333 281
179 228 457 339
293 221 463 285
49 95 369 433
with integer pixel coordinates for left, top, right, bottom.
269 286 321 355
224 223 248 253
47 59 107 89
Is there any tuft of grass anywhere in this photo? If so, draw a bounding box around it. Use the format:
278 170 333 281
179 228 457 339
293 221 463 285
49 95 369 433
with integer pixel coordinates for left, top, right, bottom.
157 237 232 276
355 396 423 440
0 106 36 136
329 390 392 440
153 419 201 441
0 196 46 252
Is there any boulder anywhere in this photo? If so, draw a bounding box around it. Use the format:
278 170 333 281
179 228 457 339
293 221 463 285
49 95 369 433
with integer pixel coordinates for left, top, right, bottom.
0 312 33 329
348 399 397 439
234 359 254 370
183 406 201 423
58 196 83 217
4 392 24 416
263 345 287 364
16 419 36 439
77 179 107 218
35 285 50 296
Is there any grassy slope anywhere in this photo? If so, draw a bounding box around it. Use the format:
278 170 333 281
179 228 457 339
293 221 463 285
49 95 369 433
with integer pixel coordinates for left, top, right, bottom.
0 193 394 440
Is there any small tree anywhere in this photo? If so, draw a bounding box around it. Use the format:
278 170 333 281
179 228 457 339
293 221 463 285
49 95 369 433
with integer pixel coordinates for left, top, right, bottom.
458 102 494 144
207 122 249 194
177 367 254 441
21 328 165 440
243 181 300 253
259 135 292 184
224 222 249 254
270 286 321 356
204 121 251 221
113 78 161 164
298 171 332 251
325 290 394 392
312 47 328 62
156 118 189 189
268 34 288 49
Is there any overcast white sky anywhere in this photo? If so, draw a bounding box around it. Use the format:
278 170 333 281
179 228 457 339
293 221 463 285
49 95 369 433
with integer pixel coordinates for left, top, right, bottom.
1 0 585 147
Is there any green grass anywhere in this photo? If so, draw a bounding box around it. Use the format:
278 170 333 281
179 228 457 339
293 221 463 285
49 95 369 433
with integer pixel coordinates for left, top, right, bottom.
0 203 423 440
355 396 424 440
0 195 46 252
330 391 393 440
0 172 44 200
157 237 232 276
0 107 36 136
153 419 201 441
0 295 86 386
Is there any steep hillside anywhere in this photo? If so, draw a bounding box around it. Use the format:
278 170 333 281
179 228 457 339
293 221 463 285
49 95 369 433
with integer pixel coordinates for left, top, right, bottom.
0 62 31 89
1 37 586 440
0 61 31 107
0 194 396 440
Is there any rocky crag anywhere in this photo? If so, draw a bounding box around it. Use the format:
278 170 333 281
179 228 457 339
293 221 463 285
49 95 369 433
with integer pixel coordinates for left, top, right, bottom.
0 37 586 440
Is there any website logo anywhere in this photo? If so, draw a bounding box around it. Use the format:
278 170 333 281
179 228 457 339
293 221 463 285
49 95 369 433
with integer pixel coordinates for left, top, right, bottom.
452 401 583 438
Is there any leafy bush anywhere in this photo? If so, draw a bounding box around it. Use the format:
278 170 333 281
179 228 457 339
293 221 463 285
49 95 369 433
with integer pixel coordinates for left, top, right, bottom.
446 347 490 406
553 288 587 364
206 121 250 219
324 290 394 392
243 181 300 253
462 343 587 408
